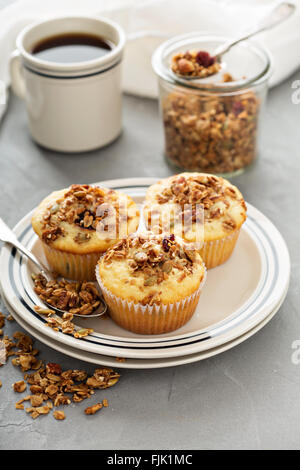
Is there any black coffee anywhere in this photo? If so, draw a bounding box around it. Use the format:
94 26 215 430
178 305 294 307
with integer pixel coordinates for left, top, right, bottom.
31 33 114 63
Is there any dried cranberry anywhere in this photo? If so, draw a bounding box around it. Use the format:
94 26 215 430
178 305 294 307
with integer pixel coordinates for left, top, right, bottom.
162 234 175 252
232 101 244 116
162 238 170 252
46 363 62 375
176 176 186 184
196 51 215 68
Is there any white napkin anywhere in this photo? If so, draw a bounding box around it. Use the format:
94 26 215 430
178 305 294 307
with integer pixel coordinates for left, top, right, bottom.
0 0 299 121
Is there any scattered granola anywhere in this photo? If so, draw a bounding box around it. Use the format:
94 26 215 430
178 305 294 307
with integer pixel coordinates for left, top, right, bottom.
0 297 120 421
16 359 119 420
162 77 260 174
116 357 126 363
171 50 221 78
0 311 5 328
33 305 94 340
32 273 102 315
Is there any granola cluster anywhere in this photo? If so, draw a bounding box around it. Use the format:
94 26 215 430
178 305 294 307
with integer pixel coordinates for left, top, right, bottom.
32 273 102 316
155 174 245 229
33 304 94 338
162 77 260 174
41 184 128 245
0 310 120 420
102 233 199 304
171 50 221 78
14 362 118 419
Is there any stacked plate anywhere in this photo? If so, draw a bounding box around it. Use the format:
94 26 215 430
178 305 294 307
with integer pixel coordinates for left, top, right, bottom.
0 178 290 369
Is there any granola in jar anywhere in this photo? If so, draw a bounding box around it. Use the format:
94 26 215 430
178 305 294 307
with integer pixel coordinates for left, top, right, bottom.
152 33 271 176
162 83 260 174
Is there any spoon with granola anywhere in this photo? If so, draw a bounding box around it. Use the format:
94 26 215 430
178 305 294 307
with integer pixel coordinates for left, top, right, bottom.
0 217 107 318
171 2 295 80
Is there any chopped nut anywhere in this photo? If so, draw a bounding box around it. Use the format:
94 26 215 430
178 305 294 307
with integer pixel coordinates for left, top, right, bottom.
84 403 102 415
116 357 126 363
53 410 65 420
30 395 44 407
15 402 24 410
177 58 195 75
133 251 148 263
13 380 27 393
73 328 93 339
36 405 50 415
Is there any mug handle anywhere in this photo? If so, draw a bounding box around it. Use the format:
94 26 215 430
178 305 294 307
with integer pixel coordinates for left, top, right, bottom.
10 50 26 99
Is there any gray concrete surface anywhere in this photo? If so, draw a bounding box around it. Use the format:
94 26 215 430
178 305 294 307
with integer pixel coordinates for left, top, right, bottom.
0 53 300 449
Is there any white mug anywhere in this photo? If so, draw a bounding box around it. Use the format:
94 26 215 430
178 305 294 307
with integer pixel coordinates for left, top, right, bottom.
10 16 125 153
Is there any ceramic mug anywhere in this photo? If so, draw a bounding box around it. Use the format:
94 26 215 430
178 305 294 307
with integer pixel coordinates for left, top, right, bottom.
10 16 126 152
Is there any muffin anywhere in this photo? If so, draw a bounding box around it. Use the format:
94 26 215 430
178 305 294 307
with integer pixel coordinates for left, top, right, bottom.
144 173 247 269
32 184 140 281
96 232 206 335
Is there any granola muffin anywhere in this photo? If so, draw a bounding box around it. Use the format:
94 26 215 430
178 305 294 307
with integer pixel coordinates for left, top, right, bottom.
96 232 206 334
32 184 140 281
144 173 247 269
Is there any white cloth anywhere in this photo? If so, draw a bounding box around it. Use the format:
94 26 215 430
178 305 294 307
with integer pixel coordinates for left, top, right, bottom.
0 0 300 120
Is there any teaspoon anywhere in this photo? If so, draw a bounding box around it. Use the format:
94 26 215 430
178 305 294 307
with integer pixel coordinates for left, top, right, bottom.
0 217 107 318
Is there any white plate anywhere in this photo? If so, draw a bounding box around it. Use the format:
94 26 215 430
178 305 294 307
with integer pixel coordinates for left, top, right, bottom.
0 178 290 359
1 286 287 369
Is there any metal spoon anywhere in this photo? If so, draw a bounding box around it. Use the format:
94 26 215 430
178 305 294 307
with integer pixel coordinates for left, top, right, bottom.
0 217 107 318
174 1 295 81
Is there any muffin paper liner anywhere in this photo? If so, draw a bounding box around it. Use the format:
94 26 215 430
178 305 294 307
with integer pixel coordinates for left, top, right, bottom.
41 243 103 281
200 229 241 269
95 263 206 335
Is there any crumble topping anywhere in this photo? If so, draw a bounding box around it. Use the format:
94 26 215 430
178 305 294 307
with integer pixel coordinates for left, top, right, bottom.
171 50 221 78
154 174 246 229
41 184 130 245
101 232 201 305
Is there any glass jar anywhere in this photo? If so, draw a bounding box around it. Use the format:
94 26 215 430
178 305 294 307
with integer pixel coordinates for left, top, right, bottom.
152 33 272 177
